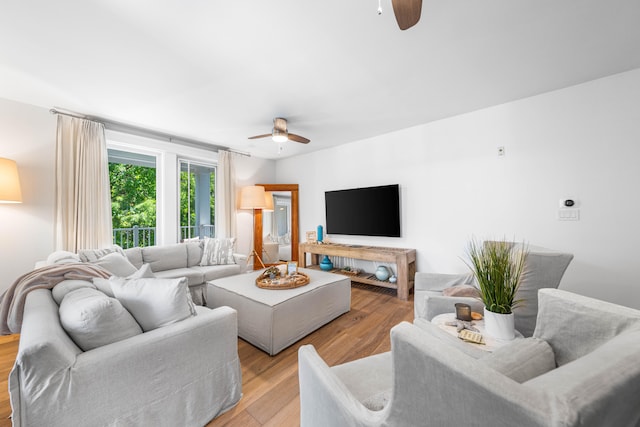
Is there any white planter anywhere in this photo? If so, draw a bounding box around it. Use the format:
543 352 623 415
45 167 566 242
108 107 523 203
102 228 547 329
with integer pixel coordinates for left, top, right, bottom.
484 310 515 340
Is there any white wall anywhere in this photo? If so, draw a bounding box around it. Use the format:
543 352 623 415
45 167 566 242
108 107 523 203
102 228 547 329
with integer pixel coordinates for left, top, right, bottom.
0 99 56 293
276 68 640 309
0 99 275 294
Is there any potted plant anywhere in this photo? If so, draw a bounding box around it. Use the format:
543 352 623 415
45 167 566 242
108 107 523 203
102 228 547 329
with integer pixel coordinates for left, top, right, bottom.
465 238 527 340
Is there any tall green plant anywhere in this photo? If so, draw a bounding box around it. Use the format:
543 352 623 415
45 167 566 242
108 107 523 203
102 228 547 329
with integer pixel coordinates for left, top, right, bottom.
465 239 527 314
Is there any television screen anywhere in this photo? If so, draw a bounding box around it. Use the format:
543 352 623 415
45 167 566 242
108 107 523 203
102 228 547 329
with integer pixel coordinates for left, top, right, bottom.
325 184 401 237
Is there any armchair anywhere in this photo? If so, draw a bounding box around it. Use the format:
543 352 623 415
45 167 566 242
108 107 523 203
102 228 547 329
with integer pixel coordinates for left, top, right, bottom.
414 243 574 336
299 289 640 426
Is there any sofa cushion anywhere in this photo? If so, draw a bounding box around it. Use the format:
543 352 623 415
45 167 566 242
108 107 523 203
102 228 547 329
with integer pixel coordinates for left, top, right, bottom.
123 246 144 269
93 264 156 297
92 252 138 277
59 287 143 351
142 244 188 272
481 338 556 383
192 264 242 282
153 268 204 287
185 241 204 267
46 250 81 265
442 284 481 298
110 277 197 332
200 237 236 266
52 280 97 305
78 245 125 263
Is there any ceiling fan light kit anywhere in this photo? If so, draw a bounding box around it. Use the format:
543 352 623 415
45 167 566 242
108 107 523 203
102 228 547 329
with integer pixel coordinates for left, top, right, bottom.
272 129 288 143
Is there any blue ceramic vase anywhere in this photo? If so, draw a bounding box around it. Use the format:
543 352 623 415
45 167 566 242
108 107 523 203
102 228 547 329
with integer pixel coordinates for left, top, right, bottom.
320 255 333 271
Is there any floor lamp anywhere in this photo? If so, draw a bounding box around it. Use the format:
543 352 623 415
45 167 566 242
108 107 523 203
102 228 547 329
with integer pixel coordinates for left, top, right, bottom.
240 185 267 270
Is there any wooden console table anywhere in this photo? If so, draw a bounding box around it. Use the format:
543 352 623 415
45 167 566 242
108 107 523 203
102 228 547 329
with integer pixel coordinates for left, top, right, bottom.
298 243 416 300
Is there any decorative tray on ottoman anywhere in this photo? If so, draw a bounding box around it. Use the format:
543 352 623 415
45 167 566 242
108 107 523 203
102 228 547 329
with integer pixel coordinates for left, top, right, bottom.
256 268 310 290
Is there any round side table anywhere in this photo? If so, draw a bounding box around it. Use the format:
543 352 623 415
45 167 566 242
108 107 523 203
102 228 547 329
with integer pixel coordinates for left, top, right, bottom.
431 312 523 352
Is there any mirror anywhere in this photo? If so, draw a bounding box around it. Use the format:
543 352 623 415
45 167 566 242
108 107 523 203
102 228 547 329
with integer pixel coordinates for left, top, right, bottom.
253 184 299 268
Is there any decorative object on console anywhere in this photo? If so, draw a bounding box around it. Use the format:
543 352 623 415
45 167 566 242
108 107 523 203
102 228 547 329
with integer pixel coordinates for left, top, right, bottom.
466 238 528 340
320 255 334 271
317 225 323 243
306 231 317 243
0 157 22 203
375 265 390 281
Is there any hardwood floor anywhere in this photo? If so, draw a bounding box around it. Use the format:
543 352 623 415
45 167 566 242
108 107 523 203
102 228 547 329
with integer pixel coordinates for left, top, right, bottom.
0 284 414 427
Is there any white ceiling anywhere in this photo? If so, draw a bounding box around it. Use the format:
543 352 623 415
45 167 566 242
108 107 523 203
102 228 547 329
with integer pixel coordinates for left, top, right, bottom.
1 0 640 159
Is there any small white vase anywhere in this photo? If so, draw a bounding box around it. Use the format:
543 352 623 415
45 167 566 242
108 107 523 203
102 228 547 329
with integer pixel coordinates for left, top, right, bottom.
483 310 515 340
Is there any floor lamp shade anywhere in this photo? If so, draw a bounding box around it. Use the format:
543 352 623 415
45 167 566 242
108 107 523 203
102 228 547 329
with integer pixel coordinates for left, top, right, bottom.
240 186 267 210
0 158 22 203
263 192 274 212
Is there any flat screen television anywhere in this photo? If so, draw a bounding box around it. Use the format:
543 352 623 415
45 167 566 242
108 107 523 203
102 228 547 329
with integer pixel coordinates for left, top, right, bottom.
324 184 401 237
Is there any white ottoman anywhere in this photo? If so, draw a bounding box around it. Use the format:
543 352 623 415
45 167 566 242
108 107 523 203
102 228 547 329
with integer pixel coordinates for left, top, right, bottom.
206 268 351 355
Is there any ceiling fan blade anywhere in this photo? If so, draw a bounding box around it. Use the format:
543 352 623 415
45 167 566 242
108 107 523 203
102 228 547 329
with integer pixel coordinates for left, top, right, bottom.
248 134 272 140
392 0 422 30
288 133 310 144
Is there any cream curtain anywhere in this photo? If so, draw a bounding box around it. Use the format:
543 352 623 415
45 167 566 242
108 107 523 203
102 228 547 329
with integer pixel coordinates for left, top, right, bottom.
216 150 237 238
54 115 113 252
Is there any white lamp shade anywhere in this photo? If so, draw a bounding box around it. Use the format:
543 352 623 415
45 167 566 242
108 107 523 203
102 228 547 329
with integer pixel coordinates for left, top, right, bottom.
263 192 274 212
0 158 22 203
239 185 266 209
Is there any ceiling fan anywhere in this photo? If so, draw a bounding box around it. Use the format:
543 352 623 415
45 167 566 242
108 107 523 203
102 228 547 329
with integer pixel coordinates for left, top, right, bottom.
391 0 422 30
248 117 310 144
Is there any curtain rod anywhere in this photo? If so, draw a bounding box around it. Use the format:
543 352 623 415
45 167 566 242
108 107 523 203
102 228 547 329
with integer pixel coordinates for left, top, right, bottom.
49 108 250 157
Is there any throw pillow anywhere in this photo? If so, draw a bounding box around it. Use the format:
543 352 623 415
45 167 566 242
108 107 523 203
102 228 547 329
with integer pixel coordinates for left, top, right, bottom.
46 250 81 265
199 237 237 266
93 264 156 297
110 277 197 332
92 252 138 277
480 337 556 383
59 288 143 351
78 245 126 263
52 280 97 305
442 284 481 298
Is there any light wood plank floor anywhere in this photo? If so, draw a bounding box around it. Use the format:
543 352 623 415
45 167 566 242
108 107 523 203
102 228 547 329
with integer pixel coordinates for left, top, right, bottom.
0 284 413 427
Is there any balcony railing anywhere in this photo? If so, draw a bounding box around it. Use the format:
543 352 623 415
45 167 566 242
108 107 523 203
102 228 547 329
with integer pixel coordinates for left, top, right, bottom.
113 226 156 249
180 224 215 241
113 224 215 249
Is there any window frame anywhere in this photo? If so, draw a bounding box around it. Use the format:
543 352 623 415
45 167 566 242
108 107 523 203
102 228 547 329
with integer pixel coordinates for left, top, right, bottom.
106 131 219 246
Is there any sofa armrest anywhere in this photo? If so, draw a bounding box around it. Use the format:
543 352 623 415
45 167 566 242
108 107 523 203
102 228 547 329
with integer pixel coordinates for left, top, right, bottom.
298 345 385 427
16 290 81 372
233 253 248 273
389 322 554 426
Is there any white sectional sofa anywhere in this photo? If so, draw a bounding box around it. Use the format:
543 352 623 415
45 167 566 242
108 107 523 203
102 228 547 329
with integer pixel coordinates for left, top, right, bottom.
122 241 247 305
4 239 249 425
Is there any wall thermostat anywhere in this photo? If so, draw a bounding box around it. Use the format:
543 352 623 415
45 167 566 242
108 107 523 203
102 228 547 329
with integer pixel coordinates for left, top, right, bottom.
559 198 579 208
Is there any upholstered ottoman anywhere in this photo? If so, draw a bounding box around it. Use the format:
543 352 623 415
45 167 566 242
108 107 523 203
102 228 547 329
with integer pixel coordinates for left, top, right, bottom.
206 268 351 355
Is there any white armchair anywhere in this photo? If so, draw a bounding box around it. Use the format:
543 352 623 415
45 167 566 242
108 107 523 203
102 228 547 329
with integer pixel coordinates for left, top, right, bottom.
414 243 574 336
299 289 640 426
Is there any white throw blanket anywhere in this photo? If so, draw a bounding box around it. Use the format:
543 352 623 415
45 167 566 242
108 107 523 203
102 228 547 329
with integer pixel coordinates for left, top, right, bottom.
0 263 111 334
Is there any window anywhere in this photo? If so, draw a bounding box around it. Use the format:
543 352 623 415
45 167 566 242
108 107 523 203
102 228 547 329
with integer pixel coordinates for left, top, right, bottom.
179 160 216 240
108 149 157 248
